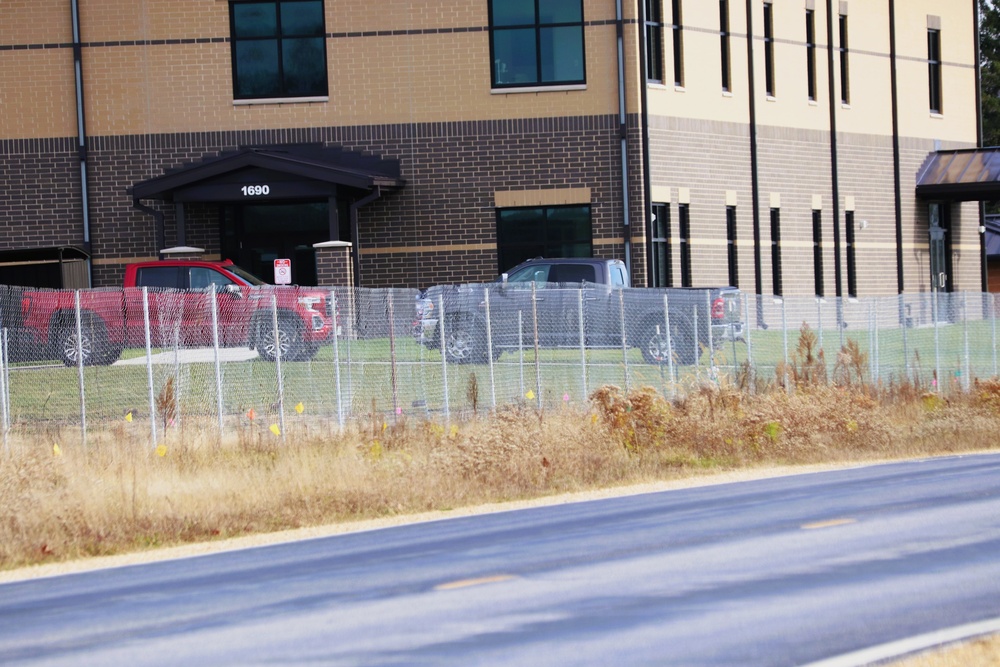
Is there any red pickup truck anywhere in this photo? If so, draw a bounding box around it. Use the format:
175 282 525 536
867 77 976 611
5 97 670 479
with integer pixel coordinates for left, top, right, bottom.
14 259 335 366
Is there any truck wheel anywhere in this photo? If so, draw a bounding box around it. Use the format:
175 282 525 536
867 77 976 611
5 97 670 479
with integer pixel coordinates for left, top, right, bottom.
256 316 302 362
55 317 113 367
640 318 697 366
443 319 488 364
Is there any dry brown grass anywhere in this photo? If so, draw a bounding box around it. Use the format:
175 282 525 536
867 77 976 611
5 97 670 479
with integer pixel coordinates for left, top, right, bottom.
889 634 1000 666
4 346 1000 571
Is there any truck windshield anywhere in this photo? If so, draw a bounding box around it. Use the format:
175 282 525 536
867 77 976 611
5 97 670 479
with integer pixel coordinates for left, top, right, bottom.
227 264 268 286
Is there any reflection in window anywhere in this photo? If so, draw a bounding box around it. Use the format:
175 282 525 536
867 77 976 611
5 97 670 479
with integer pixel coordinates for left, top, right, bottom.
490 0 586 88
645 0 664 83
230 0 327 99
496 205 592 273
651 203 671 287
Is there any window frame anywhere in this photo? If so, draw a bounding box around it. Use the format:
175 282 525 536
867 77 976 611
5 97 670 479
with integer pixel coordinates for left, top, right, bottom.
672 0 685 87
726 205 739 288
763 2 775 97
719 0 731 93
488 0 587 90
928 28 943 113
812 209 825 297
651 202 672 287
645 0 665 83
679 203 692 287
805 9 816 101
229 0 329 101
495 204 593 274
770 208 782 296
838 14 850 105
845 210 857 298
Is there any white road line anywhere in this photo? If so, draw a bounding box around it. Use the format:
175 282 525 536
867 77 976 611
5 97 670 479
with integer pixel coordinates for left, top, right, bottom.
800 617 1000 667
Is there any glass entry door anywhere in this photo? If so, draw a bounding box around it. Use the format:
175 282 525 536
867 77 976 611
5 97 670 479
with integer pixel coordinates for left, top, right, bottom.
222 202 328 285
928 202 952 293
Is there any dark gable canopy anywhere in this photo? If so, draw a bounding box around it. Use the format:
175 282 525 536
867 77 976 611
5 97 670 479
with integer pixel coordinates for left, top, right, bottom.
129 144 404 202
916 148 1000 202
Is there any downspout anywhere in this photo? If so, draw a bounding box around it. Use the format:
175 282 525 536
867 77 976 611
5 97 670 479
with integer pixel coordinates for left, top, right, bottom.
132 199 166 258
975 0 987 293
826 0 843 306
637 0 654 285
616 0 632 277
889 0 904 295
350 187 381 288
745 0 765 327
71 0 93 285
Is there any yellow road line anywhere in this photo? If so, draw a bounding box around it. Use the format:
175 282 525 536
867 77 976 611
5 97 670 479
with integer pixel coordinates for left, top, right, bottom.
434 574 516 591
801 518 858 530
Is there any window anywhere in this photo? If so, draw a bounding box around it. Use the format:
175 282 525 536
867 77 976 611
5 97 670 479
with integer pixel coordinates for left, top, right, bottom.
726 205 739 287
770 208 782 296
812 209 824 297
763 3 775 97
845 211 857 298
719 0 731 92
672 0 684 86
230 1 328 100
928 28 942 113
651 203 672 287
135 266 182 289
489 0 585 88
679 203 692 287
189 268 236 290
645 0 664 83
496 205 592 273
805 9 816 101
838 14 850 104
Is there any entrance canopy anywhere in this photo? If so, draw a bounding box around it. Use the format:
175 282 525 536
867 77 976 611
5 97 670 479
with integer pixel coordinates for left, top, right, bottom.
129 144 404 202
916 148 1000 201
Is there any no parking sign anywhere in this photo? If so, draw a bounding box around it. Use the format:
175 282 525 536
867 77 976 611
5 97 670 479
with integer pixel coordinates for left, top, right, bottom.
274 258 291 285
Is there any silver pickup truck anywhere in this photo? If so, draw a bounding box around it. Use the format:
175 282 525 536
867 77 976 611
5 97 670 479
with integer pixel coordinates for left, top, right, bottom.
415 257 742 365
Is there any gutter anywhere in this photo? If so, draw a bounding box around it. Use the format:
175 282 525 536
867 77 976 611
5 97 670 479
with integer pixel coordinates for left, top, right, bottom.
745 0 765 327
826 0 844 321
132 198 166 258
71 0 93 285
975 0 988 292
889 0 904 295
615 0 632 277
636 0 655 286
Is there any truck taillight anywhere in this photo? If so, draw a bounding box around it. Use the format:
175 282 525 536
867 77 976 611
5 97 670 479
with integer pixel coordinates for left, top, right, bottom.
711 297 725 320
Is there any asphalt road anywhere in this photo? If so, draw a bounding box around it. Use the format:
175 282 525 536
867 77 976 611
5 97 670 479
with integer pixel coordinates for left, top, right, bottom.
3 454 1000 666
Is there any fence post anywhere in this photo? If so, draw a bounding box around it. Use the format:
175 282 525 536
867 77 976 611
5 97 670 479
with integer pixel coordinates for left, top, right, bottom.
517 310 525 402
993 293 998 379
74 290 86 448
578 289 587 402
744 294 753 368
0 327 8 453
438 293 449 421
705 291 715 378
3 328 10 435
531 282 542 410
387 291 399 418
271 293 286 440
933 290 941 394
901 294 910 384
619 288 629 392
142 287 158 448
484 287 496 411
781 298 789 394
963 292 971 391
663 293 675 397
331 289 344 430
693 305 700 372
209 287 224 439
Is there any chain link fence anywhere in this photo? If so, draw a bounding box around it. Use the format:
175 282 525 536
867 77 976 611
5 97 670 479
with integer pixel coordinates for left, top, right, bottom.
0 283 996 449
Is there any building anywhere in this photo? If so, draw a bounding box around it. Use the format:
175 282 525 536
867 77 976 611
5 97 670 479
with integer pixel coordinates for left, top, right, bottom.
0 0 987 299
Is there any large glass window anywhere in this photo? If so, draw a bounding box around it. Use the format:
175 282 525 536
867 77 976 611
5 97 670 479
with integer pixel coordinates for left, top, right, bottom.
770 208 782 296
230 1 328 99
496 205 592 273
678 203 691 287
726 205 738 287
645 0 664 83
928 28 942 113
812 209 824 297
845 210 857 298
490 0 585 88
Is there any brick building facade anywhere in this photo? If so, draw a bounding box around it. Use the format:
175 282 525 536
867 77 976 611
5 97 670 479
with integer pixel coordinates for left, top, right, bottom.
0 0 986 298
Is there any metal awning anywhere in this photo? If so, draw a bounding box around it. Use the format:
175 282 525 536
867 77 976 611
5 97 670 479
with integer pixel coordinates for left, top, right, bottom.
916 148 1000 201
129 144 404 202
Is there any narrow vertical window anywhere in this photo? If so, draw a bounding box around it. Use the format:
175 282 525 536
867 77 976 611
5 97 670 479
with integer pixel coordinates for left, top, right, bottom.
763 3 775 97
812 209 825 297
651 203 672 287
928 28 942 113
720 0 731 92
838 14 850 104
726 206 739 287
770 208 782 296
672 0 684 86
645 0 664 83
806 9 816 100
845 211 857 298
679 203 692 287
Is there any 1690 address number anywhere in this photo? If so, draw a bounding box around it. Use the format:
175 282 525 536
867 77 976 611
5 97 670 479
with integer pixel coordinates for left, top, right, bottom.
240 185 270 196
